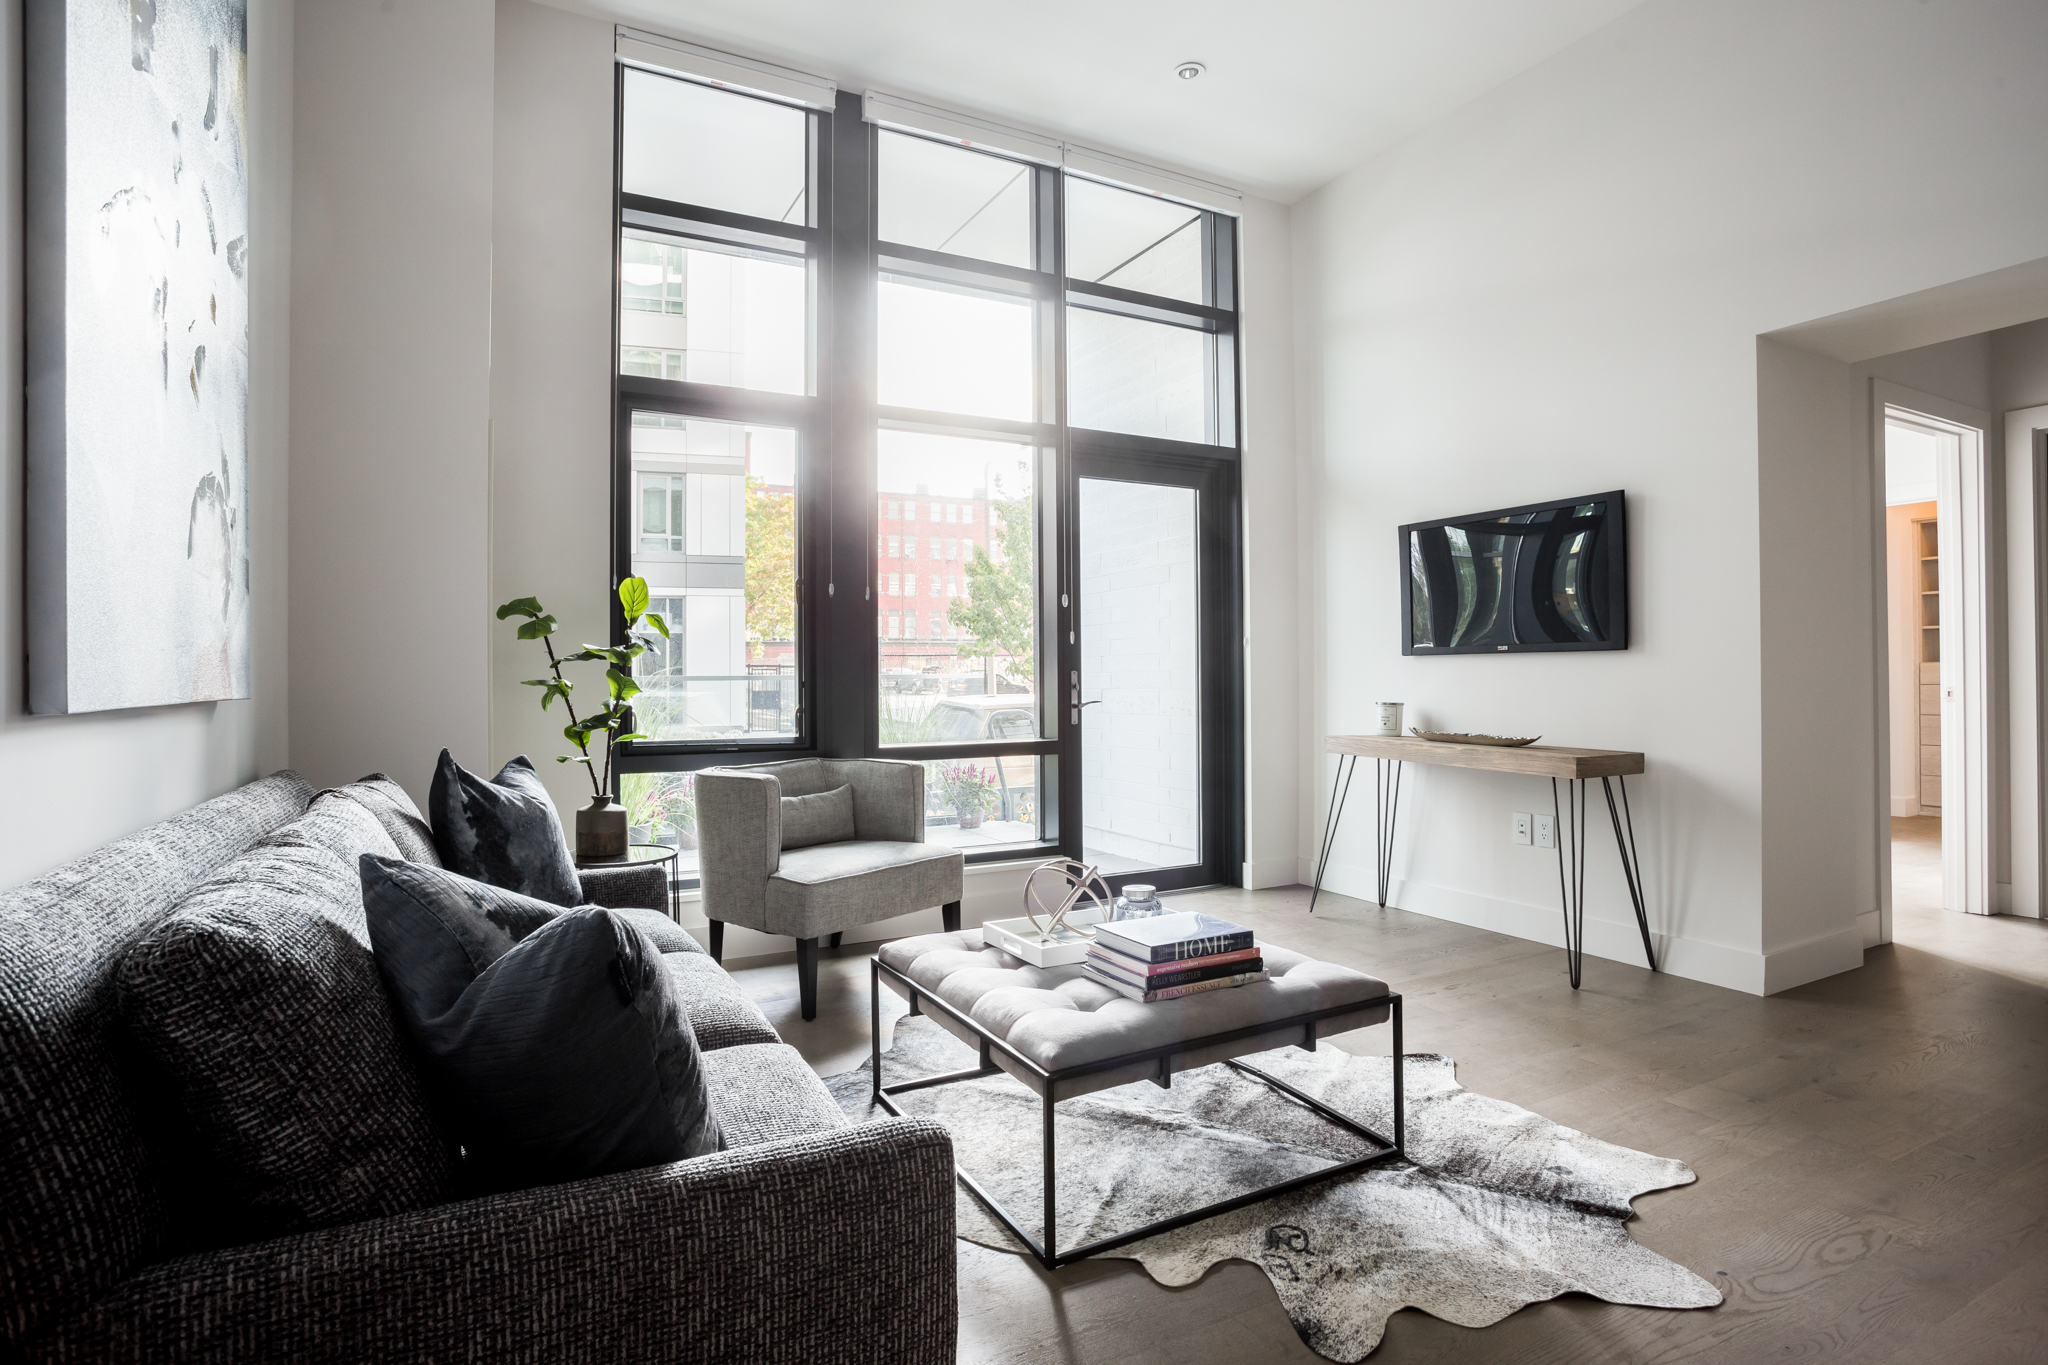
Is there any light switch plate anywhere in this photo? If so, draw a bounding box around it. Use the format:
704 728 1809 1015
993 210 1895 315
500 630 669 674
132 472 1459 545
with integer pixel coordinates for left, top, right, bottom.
1534 813 1556 850
1512 812 1532 846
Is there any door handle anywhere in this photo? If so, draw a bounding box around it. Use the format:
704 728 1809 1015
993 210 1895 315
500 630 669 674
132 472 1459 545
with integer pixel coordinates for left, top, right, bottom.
1078 700 1103 708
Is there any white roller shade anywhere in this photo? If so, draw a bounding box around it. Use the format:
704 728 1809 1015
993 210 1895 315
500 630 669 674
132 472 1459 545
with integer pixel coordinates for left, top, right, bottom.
1062 145 1241 217
862 91 1063 166
616 28 836 110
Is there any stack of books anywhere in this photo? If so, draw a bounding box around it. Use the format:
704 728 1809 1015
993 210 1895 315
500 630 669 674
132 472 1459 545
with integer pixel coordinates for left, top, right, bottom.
1084 910 1266 1003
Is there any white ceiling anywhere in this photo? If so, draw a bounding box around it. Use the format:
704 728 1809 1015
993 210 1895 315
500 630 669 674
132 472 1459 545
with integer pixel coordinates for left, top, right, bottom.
543 0 1650 202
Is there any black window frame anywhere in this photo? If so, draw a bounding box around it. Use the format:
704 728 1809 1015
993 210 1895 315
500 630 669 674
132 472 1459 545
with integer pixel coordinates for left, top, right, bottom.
610 72 1243 881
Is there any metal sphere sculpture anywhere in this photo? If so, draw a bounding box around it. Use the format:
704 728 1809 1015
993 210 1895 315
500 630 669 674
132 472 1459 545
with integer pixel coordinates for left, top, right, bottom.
1021 858 1112 942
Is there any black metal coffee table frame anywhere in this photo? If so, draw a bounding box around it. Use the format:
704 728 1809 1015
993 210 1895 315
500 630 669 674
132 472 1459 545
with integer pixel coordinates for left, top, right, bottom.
870 957 1405 1271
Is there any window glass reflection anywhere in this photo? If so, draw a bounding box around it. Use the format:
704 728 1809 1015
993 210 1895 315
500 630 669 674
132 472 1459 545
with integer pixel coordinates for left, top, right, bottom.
629 413 798 742
1065 177 1203 304
876 430 1038 744
1067 308 1209 442
620 235 805 395
877 280 1033 421
877 131 1032 269
622 69 808 223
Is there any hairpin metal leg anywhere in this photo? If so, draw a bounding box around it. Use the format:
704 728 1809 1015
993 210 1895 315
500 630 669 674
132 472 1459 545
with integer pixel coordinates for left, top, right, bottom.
1601 775 1657 971
869 958 883 1104
1042 1085 1058 1260
1375 758 1403 908
1552 777 1588 989
1308 755 1357 913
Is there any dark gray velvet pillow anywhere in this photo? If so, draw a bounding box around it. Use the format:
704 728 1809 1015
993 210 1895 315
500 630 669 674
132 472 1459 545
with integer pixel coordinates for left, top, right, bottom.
360 855 699 966
427 750 581 906
360 856 721 1184
781 783 856 850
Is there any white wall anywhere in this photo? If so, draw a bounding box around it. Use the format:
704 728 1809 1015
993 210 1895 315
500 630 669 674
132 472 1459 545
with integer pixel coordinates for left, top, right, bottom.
1291 0 2048 993
1239 194 1301 890
289 0 496 802
0 0 292 891
490 0 616 826
1992 318 2048 413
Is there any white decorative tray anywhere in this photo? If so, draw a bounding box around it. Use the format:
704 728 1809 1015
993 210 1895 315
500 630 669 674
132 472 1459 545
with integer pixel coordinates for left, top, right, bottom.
982 908 1106 967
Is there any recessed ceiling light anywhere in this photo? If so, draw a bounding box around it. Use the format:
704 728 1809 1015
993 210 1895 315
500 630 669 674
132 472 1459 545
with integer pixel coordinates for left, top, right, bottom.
1176 62 1206 81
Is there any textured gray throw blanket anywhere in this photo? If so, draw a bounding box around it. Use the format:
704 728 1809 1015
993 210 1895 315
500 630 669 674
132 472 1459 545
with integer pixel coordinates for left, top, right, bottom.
829 1015 1720 1361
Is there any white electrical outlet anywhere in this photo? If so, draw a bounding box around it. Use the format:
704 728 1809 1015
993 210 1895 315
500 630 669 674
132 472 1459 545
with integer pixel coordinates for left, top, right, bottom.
1512 813 1532 846
1534 813 1556 850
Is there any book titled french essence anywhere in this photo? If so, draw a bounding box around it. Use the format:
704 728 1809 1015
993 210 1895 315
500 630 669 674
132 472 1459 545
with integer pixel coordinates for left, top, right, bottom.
1083 966 1270 1004
1090 911 1254 964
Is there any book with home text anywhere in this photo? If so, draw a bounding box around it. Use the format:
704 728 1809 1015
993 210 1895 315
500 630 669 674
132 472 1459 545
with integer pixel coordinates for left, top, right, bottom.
1090 911 1254 964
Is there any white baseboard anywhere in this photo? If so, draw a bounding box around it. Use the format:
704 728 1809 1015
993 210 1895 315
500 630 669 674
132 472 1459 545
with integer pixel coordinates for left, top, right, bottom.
1890 796 1920 817
1242 859 1300 890
1760 925 1865 993
1858 908 1885 948
1304 855 1862 997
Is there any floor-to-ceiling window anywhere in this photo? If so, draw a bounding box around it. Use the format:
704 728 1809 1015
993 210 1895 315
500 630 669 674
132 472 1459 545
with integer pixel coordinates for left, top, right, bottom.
611 35 1243 890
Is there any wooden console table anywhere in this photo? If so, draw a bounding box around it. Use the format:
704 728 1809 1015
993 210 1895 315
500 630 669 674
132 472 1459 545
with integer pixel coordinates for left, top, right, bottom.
1312 736 1653 989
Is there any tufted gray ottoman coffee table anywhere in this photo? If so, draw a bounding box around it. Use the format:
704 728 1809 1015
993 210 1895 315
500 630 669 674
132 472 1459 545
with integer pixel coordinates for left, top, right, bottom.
870 928 1405 1269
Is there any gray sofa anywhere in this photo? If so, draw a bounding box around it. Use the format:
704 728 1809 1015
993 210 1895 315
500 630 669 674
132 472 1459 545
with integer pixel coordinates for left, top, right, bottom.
0 771 956 1364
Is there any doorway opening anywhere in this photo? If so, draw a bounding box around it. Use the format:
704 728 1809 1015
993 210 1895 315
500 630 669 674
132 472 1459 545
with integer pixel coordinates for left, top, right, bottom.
1879 394 1990 929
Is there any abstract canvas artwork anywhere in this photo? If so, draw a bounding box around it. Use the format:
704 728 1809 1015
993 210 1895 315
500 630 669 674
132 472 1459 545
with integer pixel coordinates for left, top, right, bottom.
27 0 251 713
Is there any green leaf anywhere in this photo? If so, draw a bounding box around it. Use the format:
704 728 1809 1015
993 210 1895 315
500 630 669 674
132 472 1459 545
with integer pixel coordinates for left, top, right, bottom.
496 596 544 620
618 576 650 624
516 614 558 640
559 648 606 663
613 732 648 744
643 611 670 639
557 754 593 766
606 668 642 703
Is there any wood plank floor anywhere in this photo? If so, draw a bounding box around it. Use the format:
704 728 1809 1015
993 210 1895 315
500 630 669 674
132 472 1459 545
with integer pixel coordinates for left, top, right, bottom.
725 855 2048 1364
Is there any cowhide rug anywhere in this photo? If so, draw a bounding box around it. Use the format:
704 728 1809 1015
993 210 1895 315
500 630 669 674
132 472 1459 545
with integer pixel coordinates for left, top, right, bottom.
827 1015 1720 1362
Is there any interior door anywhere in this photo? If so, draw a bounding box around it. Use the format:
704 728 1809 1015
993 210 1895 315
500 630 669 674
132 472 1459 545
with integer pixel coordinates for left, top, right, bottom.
1071 453 1239 892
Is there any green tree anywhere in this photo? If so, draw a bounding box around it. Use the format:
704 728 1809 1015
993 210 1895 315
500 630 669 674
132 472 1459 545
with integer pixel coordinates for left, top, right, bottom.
745 476 796 657
948 495 1034 677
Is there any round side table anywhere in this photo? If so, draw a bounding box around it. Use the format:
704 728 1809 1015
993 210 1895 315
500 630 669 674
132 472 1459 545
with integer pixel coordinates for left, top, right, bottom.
575 843 681 921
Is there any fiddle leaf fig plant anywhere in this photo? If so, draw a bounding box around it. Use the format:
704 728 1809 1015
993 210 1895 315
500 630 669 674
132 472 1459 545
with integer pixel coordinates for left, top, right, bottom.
497 577 669 800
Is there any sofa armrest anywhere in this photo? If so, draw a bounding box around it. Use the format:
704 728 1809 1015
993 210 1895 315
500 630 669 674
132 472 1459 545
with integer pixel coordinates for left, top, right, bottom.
695 768 782 931
576 861 669 913
42 1119 956 1365
830 758 925 843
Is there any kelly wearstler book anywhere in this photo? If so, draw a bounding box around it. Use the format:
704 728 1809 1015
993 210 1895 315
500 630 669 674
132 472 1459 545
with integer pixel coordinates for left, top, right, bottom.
1085 950 1265 993
1083 965 1271 1004
1089 911 1255 965
1088 942 1262 977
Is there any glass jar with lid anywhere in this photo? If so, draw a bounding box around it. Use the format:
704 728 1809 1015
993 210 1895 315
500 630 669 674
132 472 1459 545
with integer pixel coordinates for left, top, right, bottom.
1111 884 1163 920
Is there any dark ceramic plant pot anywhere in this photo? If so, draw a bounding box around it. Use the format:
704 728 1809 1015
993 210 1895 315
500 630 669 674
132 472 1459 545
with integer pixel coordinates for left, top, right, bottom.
577 796 628 860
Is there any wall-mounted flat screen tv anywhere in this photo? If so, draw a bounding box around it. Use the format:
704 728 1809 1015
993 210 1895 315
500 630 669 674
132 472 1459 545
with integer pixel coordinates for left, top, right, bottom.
1401 491 1627 654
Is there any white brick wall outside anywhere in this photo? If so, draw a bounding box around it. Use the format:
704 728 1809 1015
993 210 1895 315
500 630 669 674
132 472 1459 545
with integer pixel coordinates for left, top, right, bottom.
1079 478 1201 872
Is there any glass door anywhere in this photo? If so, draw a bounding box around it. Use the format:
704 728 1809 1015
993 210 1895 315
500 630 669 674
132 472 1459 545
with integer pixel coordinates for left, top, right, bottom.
1072 455 1238 891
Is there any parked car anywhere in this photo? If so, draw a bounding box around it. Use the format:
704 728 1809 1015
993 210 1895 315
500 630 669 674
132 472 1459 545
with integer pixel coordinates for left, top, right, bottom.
921 696 1039 826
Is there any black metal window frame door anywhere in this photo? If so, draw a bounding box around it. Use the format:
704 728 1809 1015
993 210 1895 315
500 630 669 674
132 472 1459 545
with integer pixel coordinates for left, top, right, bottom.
1063 438 1243 894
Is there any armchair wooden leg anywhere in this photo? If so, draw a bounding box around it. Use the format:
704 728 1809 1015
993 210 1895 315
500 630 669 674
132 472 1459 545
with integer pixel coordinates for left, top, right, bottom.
942 900 961 934
828 931 842 950
706 920 723 963
796 937 820 1022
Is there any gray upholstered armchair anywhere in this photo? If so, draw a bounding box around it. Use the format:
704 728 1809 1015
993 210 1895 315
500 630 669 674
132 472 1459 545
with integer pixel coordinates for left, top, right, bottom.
697 758 964 1020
